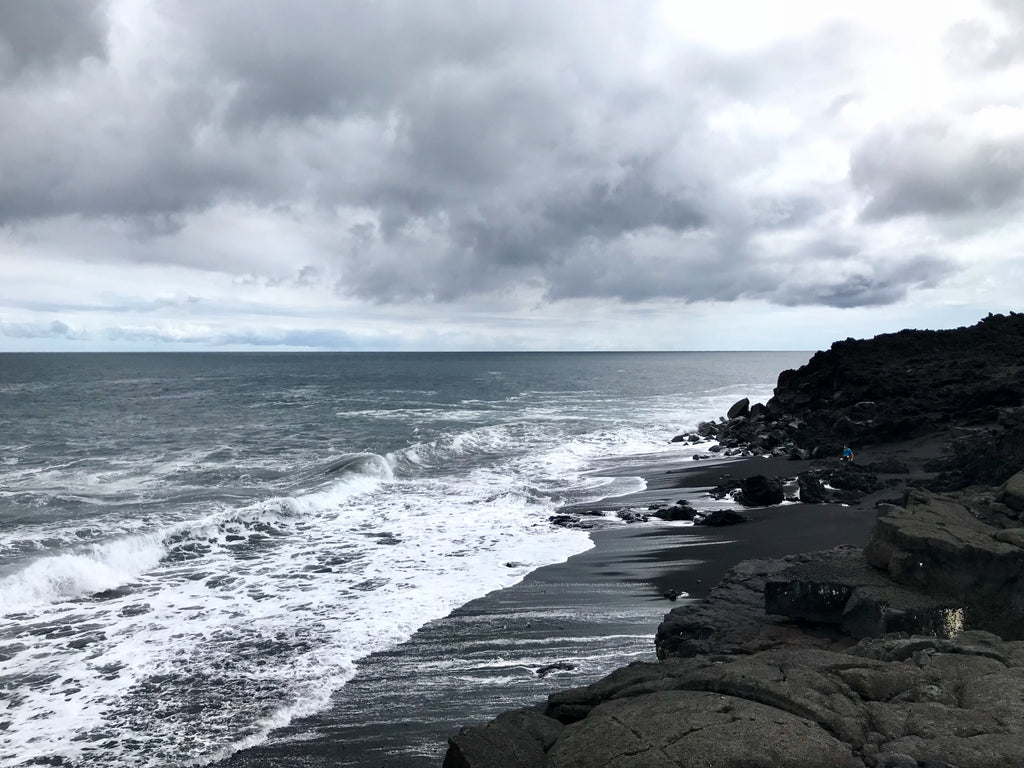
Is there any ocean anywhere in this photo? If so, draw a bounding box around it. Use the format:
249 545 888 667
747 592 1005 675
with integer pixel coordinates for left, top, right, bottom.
0 351 809 767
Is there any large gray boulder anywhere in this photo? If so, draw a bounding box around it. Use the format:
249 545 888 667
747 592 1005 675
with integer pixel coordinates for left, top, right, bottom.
546 689 863 768
797 463 881 504
764 546 965 639
738 475 784 506
727 397 750 419
654 556 852 661
444 709 563 768
865 489 1024 638
1001 469 1024 512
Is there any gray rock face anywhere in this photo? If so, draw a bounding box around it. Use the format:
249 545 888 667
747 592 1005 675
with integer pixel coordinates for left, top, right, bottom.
865 489 1024 639
1002 469 1024 512
444 709 563 768
456 631 1024 768
798 463 881 504
654 555 856 661
546 689 863 768
764 545 965 640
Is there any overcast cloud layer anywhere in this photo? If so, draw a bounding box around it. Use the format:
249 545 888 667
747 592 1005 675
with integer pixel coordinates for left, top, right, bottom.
1 0 1022 350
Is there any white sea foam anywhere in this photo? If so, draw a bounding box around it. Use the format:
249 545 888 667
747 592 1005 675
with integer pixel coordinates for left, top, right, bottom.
0 454 392 613
0 446 595 767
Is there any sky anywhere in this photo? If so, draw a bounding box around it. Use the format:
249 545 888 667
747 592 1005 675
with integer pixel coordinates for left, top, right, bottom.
1 0 1022 351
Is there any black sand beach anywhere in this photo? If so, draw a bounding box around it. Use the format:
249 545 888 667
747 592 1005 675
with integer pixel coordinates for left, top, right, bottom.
225 444 926 767
227 314 1024 767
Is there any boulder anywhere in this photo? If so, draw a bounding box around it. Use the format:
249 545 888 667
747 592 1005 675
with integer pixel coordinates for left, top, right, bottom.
727 397 750 419
796 464 880 504
865 489 1024 639
615 509 648 523
697 420 718 437
764 546 965 640
812 443 844 460
651 502 697 521
1001 469 1024 512
840 585 964 640
655 557 852 660
444 708 563 768
828 463 881 494
738 475 784 506
695 509 748 527
798 474 830 504
545 690 863 768
867 458 910 474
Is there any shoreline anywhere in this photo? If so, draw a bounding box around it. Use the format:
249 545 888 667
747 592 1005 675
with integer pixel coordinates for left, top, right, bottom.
381 314 1023 767
223 445 916 767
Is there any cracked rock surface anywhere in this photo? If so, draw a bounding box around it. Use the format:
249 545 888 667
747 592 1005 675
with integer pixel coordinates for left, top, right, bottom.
546 689 864 768
447 632 1024 768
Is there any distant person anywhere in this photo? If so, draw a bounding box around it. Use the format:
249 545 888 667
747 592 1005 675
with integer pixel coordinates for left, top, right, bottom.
841 445 853 462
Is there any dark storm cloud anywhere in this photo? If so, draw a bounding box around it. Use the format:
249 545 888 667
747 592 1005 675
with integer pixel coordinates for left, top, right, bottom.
542 162 708 240
851 122 1024 220
0 1 977 317
772 253 953 309
0 1 107 75
185 0 536 129
544 246 745 304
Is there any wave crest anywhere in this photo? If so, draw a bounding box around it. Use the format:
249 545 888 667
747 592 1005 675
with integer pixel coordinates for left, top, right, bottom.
0 533 164 613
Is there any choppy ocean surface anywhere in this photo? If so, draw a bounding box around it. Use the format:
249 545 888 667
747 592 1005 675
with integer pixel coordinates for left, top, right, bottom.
0 351 808 767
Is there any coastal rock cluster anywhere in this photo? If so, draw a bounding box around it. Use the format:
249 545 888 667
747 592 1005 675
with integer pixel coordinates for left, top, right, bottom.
677 312 1024 490
446 629 1024 768
445 315 1024 768
447 473 1024 768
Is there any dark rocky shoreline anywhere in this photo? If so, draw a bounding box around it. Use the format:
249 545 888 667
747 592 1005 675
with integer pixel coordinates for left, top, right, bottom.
445 313 1024 768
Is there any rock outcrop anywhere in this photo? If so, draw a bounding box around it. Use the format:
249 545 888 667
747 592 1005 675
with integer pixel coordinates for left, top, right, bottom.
865 488 1024 640
534 631 1024 768
738 474 784 506
676 313 1024 491
448 478 1024 768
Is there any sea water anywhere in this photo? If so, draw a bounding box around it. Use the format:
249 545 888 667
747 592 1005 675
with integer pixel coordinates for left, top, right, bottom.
0 351 808 766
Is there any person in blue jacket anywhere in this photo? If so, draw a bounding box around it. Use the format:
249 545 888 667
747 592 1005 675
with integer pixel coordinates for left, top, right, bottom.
841 445 853 462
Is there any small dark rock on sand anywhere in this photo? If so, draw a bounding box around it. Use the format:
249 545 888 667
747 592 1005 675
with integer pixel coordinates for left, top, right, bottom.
649 500 697 521
694 509 748 527
738 475 784 506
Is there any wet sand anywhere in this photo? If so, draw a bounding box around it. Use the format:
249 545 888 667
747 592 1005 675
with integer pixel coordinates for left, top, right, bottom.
224 436 945 767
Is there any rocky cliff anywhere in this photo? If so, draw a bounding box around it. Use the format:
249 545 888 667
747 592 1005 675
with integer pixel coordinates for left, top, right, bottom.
689 312 1024 488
